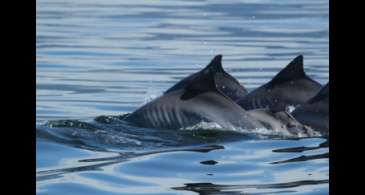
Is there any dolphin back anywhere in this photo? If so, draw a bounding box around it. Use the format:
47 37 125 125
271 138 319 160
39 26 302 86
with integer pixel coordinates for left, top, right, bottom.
237 55 322 112
126 55 258 130
292 82 329 134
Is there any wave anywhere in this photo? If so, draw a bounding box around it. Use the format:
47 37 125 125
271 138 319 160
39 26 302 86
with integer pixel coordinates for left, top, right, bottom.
37 113 322 153
36 117 245 152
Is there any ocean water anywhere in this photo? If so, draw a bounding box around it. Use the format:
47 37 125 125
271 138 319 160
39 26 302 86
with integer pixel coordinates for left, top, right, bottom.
36 0 329 194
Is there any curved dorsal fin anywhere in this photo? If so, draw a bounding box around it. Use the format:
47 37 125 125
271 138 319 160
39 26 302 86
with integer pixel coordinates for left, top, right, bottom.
204 54 224 73
269 55 306 85
308 82 329 104
181 55 224 100
165 55 223 94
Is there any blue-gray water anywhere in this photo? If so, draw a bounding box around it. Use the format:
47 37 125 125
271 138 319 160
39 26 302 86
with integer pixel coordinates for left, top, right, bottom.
36 0 329 194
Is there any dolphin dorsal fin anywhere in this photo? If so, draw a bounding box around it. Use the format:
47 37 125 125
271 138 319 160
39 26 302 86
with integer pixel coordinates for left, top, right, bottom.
181 55 224 100
269 55 306 85
164 55 223 94
204 54 224 73
308 82 329 104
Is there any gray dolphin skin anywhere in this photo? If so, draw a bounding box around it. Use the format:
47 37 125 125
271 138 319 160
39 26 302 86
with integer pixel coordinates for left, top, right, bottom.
165 55 248 102
247 109 318 136
125 88 261 130
125 55 318 137
236 55 322 112
292 82 329 134
126 55 260 130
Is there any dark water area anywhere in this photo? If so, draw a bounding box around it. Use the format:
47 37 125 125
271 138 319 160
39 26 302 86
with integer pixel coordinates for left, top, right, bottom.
36 0 329 194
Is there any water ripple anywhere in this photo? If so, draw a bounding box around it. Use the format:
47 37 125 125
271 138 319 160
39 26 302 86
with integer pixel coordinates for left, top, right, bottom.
37 0 329 194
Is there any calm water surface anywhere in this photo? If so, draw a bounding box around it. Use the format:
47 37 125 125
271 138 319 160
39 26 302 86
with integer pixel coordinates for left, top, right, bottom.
36 0 329 194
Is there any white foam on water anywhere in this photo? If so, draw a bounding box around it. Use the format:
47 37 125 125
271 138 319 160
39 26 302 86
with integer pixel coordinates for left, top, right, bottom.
181 121 225 131
250 127 293 137
286 105 297 113
179 121 320 138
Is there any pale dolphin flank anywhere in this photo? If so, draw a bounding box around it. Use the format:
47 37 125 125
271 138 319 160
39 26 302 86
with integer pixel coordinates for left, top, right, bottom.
292 82 329 134
165 55 248 102
125 55 318 137
246 109 318 137
236 55 322 112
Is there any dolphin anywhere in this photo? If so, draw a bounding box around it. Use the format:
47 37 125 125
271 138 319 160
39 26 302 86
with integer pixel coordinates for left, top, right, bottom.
125 55 318 137
125 55 260 130
292 82 329 134
165 55 248 102
236 55 322 112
